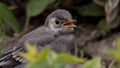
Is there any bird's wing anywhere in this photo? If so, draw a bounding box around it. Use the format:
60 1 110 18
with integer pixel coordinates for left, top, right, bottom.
0 49 13 62
12 35 55 63
0 35 55 67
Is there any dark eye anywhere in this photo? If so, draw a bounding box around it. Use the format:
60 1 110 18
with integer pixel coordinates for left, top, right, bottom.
55 20 60 25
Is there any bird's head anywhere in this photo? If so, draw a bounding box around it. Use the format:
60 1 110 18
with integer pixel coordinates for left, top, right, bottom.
45 9 76 35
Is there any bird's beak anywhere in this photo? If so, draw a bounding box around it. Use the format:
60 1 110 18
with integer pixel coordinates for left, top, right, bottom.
61 22 77 28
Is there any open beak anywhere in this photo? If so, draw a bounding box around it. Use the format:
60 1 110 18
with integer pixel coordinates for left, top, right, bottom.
61 22 77 28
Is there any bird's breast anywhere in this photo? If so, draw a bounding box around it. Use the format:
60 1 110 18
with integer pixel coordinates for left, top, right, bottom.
58 34 75 43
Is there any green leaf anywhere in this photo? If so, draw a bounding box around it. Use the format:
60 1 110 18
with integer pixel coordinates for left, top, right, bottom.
0 16 5 36
55 53 85 64
53 63 66 68
27 62 49 68
19 43 38 63
47 51 57 65
20 44 85 68
82 57 101 68
25 0 55 31
0 3 20 32
39 47 49 62
115 38 120 51
107 51 120 62
78 3 104 17
97 19 110 33
106 38 120 62
26 0 55 17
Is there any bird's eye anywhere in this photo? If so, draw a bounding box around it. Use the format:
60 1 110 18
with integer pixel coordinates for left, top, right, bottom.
55 20 60 25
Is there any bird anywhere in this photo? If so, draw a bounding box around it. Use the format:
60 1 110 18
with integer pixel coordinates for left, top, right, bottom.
0 9 76 68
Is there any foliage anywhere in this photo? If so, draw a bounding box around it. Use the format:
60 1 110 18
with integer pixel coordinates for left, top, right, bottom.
82 57 101 68
97 19 110 34
0 0 55 32
105 38 120 68
26 0 55 17
20 43 102 68
20 43 85 68
0 3 20 53
107 38 120 62
78 3 104 17
78 2 109 34
0 3 20 32
24 0 55 30
20 43 103 68
0 0 55 51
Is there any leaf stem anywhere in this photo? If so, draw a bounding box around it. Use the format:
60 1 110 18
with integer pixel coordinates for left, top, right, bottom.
24 16 30 31
0 18 5 55
0 31 5 55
